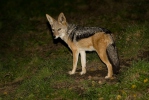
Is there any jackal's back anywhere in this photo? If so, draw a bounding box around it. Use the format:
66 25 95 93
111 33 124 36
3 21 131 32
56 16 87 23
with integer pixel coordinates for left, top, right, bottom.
67 25 112 41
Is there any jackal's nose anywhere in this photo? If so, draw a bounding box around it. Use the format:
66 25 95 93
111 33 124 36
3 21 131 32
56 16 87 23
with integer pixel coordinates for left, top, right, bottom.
53 36 56 39
53 36 59 39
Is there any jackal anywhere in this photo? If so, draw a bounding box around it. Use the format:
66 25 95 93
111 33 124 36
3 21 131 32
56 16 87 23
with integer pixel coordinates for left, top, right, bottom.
46 12 120 79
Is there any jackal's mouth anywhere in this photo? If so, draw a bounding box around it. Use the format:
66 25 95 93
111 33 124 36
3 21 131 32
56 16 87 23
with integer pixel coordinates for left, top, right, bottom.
54 35 59 39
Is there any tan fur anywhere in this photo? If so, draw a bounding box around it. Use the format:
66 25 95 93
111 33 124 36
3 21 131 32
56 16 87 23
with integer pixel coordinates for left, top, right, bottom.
46 12 114 79
66 32 113 78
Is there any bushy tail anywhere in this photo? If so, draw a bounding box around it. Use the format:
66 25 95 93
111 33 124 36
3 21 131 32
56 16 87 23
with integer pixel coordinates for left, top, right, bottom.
106 43 120 74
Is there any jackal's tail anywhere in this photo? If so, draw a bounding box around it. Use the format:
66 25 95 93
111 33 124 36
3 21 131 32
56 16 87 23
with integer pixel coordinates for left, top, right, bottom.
106 43 120 74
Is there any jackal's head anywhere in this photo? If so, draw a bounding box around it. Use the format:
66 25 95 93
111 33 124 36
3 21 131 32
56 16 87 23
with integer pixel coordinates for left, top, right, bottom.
46 12 68 39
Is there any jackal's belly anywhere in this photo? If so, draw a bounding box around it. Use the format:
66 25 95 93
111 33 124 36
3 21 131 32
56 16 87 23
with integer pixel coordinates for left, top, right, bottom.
79 46 95 51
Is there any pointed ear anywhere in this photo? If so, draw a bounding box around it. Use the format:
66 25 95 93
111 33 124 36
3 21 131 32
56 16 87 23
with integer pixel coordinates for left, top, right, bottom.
58 12 67 24
46 14 54 26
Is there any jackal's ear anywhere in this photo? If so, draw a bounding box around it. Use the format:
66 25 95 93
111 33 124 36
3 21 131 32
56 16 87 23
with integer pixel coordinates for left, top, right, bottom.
58 12 67 24
46 14 54 26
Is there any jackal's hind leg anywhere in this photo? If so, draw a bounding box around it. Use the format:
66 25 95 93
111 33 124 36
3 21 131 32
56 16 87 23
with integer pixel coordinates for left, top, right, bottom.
96 48 113 79
80 51 86 75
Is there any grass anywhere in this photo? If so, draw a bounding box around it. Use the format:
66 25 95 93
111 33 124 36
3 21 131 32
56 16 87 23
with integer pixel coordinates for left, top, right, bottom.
117 24 149 59
0 0 149 99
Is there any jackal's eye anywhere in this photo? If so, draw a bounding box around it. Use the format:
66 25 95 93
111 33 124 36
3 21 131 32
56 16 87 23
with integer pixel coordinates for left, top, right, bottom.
57 28 61 31
52 29 54 32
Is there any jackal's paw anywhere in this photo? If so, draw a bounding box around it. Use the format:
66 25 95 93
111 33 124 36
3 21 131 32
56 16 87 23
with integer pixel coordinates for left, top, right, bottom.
80 71 86 75
68 71 75 75
105 75 112 79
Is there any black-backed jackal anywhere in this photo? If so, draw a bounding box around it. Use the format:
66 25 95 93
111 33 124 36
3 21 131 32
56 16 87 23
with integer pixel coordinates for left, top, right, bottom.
46 12 120 79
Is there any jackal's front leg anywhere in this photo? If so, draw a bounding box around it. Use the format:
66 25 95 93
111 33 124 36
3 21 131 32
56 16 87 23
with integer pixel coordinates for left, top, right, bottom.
80 51 86 75
69 50 79 75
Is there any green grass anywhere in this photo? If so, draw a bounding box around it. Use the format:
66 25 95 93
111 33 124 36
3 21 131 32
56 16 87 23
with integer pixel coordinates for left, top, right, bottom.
1 59 149 100
117 24 149 59
0 0 149 100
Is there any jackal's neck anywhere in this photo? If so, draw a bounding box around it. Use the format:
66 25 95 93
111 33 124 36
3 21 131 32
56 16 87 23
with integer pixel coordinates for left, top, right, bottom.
67 24 77 35
59 24 74 43
65 24 78 41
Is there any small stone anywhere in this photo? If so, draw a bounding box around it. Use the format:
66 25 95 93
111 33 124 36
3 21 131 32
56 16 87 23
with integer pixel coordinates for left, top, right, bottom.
98 80 102 84
88 76 92 80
